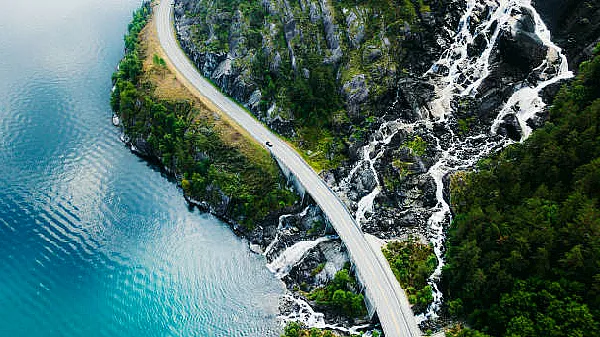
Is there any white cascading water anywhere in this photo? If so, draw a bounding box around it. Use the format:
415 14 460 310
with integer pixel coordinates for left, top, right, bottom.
421 0 573 320
336 119 423 225
263 206 310 258
279 295 374 335
336 0 573 323
267 236 331 278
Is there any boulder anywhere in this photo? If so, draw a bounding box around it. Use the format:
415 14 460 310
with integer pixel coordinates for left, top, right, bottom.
496 113 523 141
343 74 369 117
498 8 548 73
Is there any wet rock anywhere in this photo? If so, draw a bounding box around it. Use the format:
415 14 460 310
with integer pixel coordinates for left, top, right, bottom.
496 113 523 141
283 247 326 290
346 162 377 202
533 0 600 70
283 240 348 290
476 84 511 124
498 22 548 74
540 78 569 104
467 33 487 57
395 78 435 121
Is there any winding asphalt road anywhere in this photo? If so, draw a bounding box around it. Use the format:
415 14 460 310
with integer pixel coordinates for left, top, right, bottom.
155 1 421 336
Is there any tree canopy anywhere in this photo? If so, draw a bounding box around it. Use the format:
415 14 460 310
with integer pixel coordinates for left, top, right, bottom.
443 45 600 336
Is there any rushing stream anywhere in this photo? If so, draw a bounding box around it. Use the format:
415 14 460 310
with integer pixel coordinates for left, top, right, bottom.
335 0 573 323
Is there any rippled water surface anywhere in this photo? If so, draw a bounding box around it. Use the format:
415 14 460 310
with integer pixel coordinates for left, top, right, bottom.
0 1 284 336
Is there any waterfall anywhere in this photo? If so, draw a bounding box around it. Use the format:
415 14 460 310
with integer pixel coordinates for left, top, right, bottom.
335 0 573 323
421 0 573 320
263 206 311 258
267 236 331 279
336 119 419 226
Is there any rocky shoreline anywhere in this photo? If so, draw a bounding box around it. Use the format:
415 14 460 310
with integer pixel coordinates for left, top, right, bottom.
114 90 367 334
119 130 371 333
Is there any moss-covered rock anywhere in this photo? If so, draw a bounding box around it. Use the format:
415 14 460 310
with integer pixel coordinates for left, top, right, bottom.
174 0 457 170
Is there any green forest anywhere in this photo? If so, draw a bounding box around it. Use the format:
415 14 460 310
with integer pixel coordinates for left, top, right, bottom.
443 45 600 336
111 4 296 228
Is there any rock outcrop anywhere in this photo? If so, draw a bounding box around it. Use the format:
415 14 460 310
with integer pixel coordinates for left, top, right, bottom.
533 0 600 70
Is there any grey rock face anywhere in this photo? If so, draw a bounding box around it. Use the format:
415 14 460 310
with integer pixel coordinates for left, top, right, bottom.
346 161 377 202
498 8 548 73
533 0 600 70
343 74 369 117
319 0 339 51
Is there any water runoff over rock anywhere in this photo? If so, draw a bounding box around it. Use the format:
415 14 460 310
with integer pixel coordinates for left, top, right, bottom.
334 0 573 323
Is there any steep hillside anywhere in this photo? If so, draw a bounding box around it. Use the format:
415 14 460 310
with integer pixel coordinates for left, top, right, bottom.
174 0 461 169
443 44 600 336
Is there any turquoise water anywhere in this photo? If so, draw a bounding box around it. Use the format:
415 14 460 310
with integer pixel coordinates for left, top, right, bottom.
0 0 284 336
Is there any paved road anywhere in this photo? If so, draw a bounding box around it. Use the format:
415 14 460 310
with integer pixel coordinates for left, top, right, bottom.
155 1 421 336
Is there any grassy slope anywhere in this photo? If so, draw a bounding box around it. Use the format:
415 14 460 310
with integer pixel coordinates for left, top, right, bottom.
112 3 297 229
139 7 277 172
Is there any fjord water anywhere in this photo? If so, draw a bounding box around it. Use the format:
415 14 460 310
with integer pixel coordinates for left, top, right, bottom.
0 0 284 336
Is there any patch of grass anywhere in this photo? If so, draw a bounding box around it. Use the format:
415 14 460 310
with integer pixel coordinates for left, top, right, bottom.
152 53 166 68
392 159 412 177
382 238 438 314
402 135 427 157
311 263 326 277
295 127 347 172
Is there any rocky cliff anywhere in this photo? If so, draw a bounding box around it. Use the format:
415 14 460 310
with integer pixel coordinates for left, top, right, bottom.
533 0 600 70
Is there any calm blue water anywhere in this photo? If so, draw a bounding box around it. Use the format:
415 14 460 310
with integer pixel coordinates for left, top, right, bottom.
0 1 284 336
